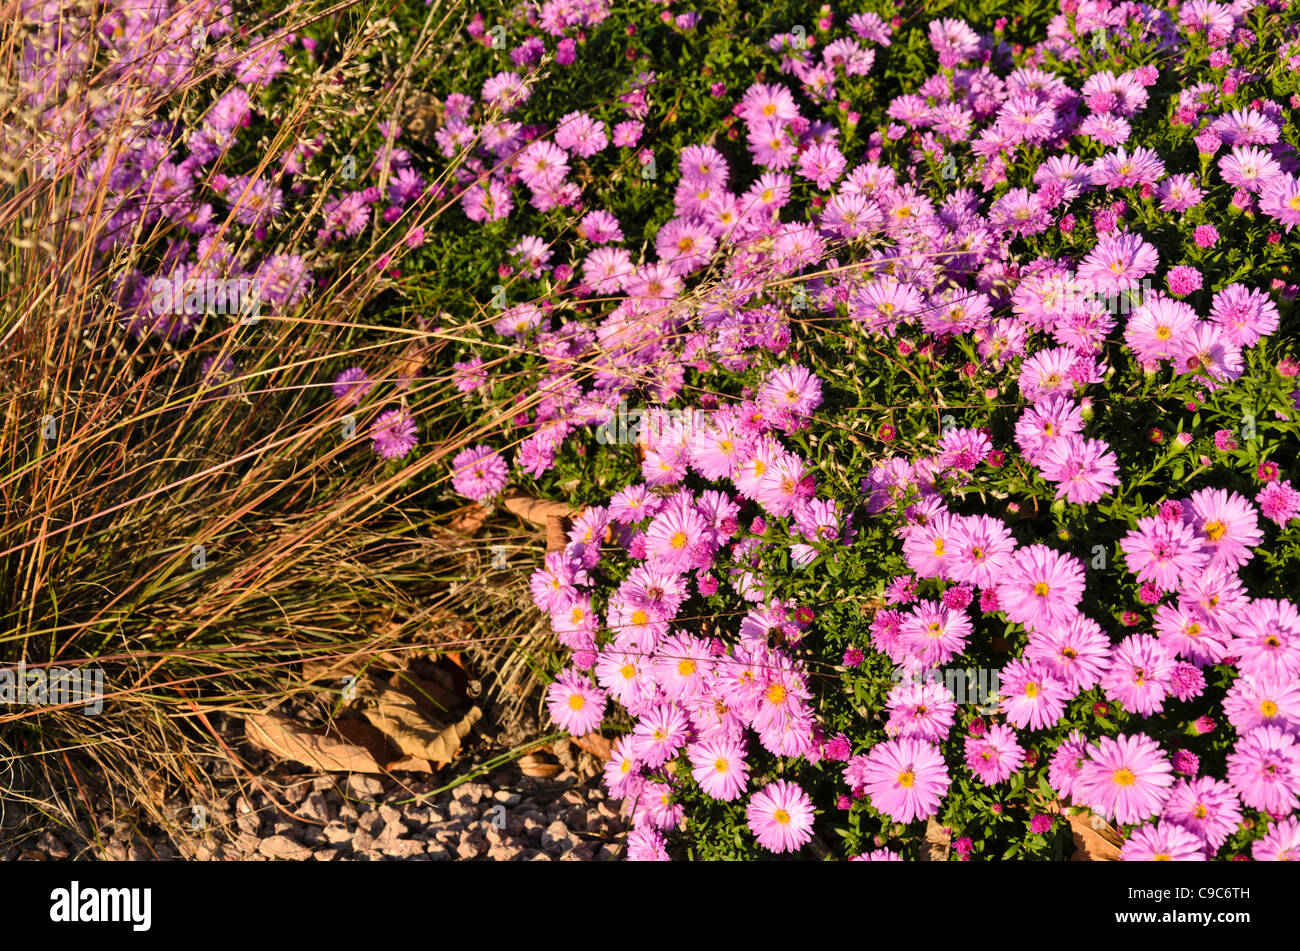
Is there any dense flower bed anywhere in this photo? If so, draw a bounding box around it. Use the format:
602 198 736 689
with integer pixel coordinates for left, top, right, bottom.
19 0 1300 860
426 0 1300 860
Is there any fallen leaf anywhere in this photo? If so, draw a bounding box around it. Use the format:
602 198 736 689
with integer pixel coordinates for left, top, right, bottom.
245 713 385 773
449 503 491 536
518 751 561 778
502 490 577 527
546 514 570 553
571 732 613 761
1066 809 1123 861
918 817 951 862
359 690 481 768
388 668 462 716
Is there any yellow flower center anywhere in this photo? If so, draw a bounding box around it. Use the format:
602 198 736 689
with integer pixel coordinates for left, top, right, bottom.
1156 325 1172 340
632 609 649 625
678 659 696 677
1025 682 1039 698
620 664 636 679
933 538 946 555
670 531 688 550
1033 582 1050 596
897 770 915 788
1204 520 1227 541
1261 700 1279 717
773 808 790 825
1193 804 1208 819
567 693 586 711
1113 768 1136 787
767 684 787 705
714 758 729 773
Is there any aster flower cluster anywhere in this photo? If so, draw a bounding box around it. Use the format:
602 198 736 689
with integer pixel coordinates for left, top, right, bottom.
430 0 1300 862
13 2 327 346
43 0 1300 863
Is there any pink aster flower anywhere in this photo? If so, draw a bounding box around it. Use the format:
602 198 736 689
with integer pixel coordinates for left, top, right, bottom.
947 514 1017 589
846 737 950 824
1231 598 1300 682
758 364 824 422
1166 265 1203 296
626 826 669 861
1121 821 1207 861
1077 232 1160 295
633 780 684 831
1209 283 1280 347
1119 515 1210 592
1162 776 1242 855
1102 634 1176 717
1048 730 1091 799
370 408 419 460
1258 480 1300 527
898 599 972 667
1025 614 1113 693
1224 673 1300 739
854 848 903 861
1038 435 1120 504
1156 173 1205 212
632 704 691 768
996 545 1087 631
1075 733 1174 826
746 780 815 854
1253 817 1300 861
332 366 371 405
688 736 750 802
645 504 709 572
1259 173 1300 232
1189 487 1262 570
1226 726 1300 814
900 510 957 580
546 668 606 735
1125 295 1198 363
964 723 1025 785
449 444 507 501
999 659 1071 731
884 677 957 743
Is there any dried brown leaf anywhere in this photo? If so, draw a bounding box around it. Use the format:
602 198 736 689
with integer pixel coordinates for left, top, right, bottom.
571 732 613 761
388 668 462 716
918 816 951 862
448 503 491 536
502 490 577 527
545 514 569 553
518 752 561 778
1066 810 1123 861
245 713 385 774
359 690 481 768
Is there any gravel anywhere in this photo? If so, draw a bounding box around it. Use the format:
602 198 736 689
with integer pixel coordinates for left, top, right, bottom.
2 737 626 862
